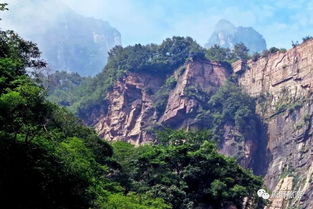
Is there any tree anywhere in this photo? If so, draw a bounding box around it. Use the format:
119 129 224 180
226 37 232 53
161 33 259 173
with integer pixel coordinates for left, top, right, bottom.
0 3 8 20
206 44 236 62
302 36 313 43
208 81 257 137
112 130 264 209
0 5 166 209
104 193 171 209
233 43 249 61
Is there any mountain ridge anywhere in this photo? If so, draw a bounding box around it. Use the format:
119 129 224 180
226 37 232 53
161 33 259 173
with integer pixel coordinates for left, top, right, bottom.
206 19 267 53
78 37 313 209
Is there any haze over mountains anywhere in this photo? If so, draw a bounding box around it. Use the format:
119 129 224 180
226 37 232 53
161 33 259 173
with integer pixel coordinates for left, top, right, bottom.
206 19 267 53
2 0 121 76
2 1 268 76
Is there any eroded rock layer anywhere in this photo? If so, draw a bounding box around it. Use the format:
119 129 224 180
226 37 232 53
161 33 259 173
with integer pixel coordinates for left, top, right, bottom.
90 39 313 209
235 39 313 209
94 60 231 145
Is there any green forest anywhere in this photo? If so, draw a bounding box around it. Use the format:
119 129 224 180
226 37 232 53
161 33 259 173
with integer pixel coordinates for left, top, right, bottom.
0 4 266 209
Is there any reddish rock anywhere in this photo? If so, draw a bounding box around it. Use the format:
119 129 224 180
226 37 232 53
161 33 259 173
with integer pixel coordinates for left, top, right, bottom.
235 39 313 209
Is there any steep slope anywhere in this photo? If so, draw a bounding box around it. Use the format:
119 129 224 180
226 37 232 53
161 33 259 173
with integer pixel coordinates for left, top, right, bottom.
233 39 313 209
88 56 265 174
45 35 313 208
206 19 267 53
94 60 230 144
3 0 121 76
84 37 313 209
1 24 263 209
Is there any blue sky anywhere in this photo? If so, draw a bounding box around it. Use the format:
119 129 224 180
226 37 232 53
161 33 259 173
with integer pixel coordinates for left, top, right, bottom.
6 0 313 49
61 0 313 48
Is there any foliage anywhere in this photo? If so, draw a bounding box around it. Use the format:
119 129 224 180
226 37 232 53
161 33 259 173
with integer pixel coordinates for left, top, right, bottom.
205 43 249 63
208 81 257 138
292 40 300 48
183 81 259 143
233 43 249 61
39 71 92 107
0 3 8 11
0 3 8 20
0 12 169 209
0 136 91 209
302 36 313 43
184 86 212 105
0 7 266 209
43 37 205 116
205 44 236 63
268 47 280 54
110 130 264 209
104 193 171 209
154 75 177 115
251 52 261 62
0 30 46 70
260 47 287 59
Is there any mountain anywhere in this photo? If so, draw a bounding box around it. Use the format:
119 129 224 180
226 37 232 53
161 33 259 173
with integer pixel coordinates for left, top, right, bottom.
60 37 313 209
0 29 263 209
34 11 121 76
2 0 121 76
233 40 313 209
206 19 267 53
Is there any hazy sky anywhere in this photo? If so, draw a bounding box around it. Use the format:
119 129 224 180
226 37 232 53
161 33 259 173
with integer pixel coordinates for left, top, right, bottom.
4 0 313 48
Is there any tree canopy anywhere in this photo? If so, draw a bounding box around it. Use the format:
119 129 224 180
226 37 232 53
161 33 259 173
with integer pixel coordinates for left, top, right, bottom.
0 6 265 209
111 130 265 209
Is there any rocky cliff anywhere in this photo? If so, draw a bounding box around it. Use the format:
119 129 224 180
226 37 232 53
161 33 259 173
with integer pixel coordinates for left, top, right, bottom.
86 38 313 209
234 39 313 209
94 60 230 145
91 58 266 174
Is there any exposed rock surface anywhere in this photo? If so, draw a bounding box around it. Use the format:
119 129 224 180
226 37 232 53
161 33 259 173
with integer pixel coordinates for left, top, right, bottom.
206 19 267 53
234 39 313 209
91 58 266 173
95 72 163 145
161 61 229 128
94 60 231 145
88 36 313 209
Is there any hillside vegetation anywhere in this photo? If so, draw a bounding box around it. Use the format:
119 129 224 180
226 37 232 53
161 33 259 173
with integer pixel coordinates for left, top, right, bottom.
0 4 266 209
43 38 250 118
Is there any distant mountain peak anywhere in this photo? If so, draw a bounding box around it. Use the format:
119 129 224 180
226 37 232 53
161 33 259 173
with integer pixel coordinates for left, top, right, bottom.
206 19 267 53
214 19 236 32
3 0 121 76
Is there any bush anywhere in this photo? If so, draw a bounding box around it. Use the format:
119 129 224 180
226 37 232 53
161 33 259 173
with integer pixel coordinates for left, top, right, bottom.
302 36 313 43
153 75 178 115
110 130 264 209
252 52 261 62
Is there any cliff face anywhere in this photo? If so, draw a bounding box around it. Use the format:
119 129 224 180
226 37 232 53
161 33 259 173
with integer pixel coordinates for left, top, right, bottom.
94 72 163 145
88 39 313 209
234 39 313 209
94 60 231 145
161 61 229 128
91 59 266 174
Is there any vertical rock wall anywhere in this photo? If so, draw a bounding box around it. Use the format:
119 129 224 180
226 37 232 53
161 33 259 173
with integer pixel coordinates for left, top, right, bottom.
235 39 313 209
